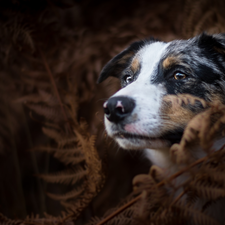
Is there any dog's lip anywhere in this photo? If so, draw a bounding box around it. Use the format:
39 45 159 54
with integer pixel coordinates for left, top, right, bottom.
114 132 163 141
114 130 183 144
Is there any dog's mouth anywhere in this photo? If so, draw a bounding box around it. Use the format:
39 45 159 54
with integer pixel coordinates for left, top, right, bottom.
114 129 183 145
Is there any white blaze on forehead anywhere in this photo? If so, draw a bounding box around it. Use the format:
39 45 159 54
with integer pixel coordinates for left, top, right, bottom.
105 41 173 150
113 41 169 97
137 42 169 82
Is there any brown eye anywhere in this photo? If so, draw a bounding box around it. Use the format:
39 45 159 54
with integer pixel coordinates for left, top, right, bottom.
174 72 186 80
124 75 133 84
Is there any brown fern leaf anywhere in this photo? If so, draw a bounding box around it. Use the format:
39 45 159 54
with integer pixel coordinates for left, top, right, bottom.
38 166 87 185
60 191 97 215
27 103 66 123
42 127 78 147
183 0 225 37
47 187 84 201
21 76 51 89
57 136 80 148
53 147 83 158
34 146 85 165
15 94 46 104
56 155 85 166
24 52 105 223
150 200 220 225
75 131 104 192
189 181 225 201
86 216 102 225
0 213 23 225
65 93 78 122
15 90 59 105
176 201 220 225
61 131 105 220
170 104 224 164
42 127 63 142
0 213 62 225
202 169 225 186
34 146 83 156
105 214 133 225
194 149 225 186
202 105 225 149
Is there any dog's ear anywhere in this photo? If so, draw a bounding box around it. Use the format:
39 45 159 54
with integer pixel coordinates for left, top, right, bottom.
212 33 225 54
97 40 145 83
198 32 225 53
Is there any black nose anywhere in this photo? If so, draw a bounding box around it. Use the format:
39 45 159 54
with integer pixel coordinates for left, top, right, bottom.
103 96 135 123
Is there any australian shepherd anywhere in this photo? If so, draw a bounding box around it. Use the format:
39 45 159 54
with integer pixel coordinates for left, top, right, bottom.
98 33 225 223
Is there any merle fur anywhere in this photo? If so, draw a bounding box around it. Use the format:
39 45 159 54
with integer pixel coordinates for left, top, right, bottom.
99 33 225 105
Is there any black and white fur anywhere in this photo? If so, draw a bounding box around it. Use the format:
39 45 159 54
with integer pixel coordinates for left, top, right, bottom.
98 33 225 222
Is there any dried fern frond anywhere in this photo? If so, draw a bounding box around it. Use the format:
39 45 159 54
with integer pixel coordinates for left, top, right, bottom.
34 146 82 156
27 103 66 123
38 166 87 185
20 46 106 222
47 187 84 201
171 103 225 164
183 0 225 37
56 155 86 166
188 181 225 201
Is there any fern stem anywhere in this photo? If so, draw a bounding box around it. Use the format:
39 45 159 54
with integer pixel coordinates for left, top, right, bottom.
96 194 142 225
171 190 186 206
96 155 210 225
39 49 72 133
20 104 46 214
9 126 27 218
5 100 27 218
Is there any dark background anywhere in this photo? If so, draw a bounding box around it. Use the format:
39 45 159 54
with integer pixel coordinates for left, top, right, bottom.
0 0 224 223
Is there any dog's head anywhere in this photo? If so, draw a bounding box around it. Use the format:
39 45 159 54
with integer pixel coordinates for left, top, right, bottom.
98 33 225 150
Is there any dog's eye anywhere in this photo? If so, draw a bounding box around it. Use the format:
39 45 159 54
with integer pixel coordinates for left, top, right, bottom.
174 72 186 80
124 75 133 84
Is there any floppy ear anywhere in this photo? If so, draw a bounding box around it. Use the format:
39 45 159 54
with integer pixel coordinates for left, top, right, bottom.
198 32 225 52
212 33 225 53
97 40 145 83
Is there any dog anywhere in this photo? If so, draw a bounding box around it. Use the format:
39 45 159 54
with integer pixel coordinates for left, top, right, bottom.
98 33 225 223
98 33 225 168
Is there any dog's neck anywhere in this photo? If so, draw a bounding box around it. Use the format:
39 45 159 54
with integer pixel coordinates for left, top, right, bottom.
145 147 172 169
145 136 225 173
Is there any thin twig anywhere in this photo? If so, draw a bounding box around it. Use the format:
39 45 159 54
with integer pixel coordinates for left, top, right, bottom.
5 101 27 217
171 190 186 206
21 104 46 213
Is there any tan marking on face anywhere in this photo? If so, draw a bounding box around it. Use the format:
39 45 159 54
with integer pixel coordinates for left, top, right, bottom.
210 93 224 105
160 98 196 133
162 56 182 69
131 57 140 73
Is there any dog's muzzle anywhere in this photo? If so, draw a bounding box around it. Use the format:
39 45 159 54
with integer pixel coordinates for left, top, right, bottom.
103 96 135 123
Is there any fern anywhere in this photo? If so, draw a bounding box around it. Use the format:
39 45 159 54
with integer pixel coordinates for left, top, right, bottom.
38 167 88 185
20 46 106 222
47 187 84 201
182 0 225 37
